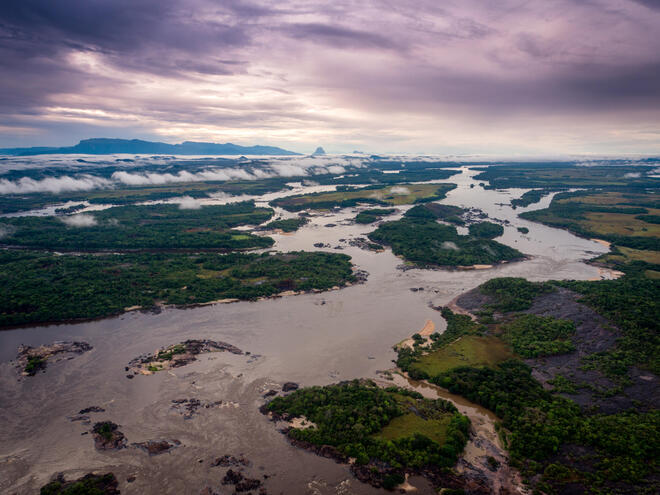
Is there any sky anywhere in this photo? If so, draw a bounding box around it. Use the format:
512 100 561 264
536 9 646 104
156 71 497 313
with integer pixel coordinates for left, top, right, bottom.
1 0 659 155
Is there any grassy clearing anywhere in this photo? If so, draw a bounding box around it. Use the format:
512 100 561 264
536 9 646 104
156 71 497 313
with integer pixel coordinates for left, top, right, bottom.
410 335 514 376
600 246 660 265
581 211 660 237
375 413 451 444
556 191 660 207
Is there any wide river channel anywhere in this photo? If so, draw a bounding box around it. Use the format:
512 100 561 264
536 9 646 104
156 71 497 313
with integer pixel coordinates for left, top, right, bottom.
0 167 615 494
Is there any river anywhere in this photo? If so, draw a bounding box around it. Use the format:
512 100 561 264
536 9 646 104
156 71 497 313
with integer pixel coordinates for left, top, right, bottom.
0 167 613 494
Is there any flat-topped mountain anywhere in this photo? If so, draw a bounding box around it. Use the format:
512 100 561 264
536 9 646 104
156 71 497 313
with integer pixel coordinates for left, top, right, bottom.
0 138 300 156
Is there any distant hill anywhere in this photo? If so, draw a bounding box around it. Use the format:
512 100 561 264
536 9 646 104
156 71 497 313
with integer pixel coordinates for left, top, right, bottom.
0 138 301 156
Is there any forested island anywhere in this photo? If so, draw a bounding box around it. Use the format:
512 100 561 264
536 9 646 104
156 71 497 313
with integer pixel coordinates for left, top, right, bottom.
263 380 471 490
270 183 457 211
262 217 309 232
510 189 554 208
0 250 358 327
368 217 522 267
354 208 396 224
1 201 274 251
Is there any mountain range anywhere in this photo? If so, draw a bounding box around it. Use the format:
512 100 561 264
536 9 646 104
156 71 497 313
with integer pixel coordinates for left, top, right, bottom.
0 138 300 156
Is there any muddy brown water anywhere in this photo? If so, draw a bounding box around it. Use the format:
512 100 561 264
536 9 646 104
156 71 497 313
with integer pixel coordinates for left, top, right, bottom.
0 168 614 494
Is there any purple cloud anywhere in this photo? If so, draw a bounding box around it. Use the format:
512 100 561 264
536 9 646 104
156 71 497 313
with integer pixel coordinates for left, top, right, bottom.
0 0 658 154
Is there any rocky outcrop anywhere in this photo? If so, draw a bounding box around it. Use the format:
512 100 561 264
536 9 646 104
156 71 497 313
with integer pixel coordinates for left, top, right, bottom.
16 341 92 376
281 382 299 392
171 398 223 419
91 421 127 451
222 469 264 493
127 339 243 376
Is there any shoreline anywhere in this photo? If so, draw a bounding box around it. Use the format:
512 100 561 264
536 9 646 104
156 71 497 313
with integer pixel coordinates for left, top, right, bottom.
398 255 530 272
0 273 368 333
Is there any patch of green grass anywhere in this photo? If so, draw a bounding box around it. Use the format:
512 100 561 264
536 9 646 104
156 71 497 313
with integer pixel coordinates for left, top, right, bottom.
24 356 46 375
375 413 451 444
92 422 116 442
410 335 514 376
156 344 186 361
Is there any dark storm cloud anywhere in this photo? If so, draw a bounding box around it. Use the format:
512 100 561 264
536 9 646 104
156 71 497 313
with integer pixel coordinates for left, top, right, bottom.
632 0 660 10
0 0 658 153
285 23 402 50
0 0 252 87
0 0 249 53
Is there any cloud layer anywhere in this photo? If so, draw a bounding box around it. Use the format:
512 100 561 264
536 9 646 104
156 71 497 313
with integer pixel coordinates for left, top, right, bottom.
0 155 363 194
0 1 659 154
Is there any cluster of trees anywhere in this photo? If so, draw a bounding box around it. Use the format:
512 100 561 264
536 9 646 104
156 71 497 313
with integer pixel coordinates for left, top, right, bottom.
557 265 660 376
431 361 659 492
266 380 469 474
510 189 554 208
368 218 524 267
263 217 309 232
394 270 660 493
354 208 396 224
500 314 576 358
2 201 275 251
273 195 387 212
479 277 554 312
312 168 459 186
468 221 504 239
474 163 660 190
404 203 466 225
0 250 356 327
271 184 457 212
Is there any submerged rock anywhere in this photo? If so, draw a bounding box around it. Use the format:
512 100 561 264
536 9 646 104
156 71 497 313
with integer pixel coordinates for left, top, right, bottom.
132 439 181 455
211 454 250 467
79 406 105 414
171 398 222 419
